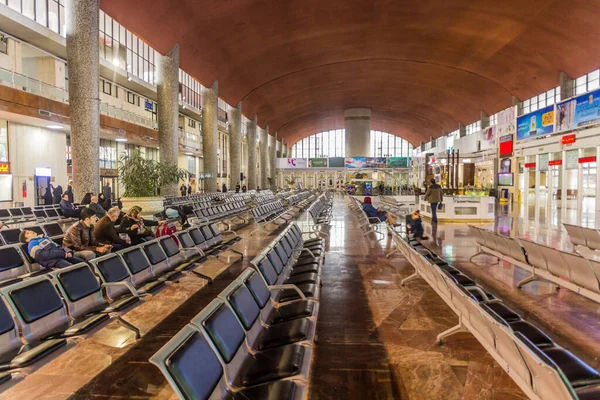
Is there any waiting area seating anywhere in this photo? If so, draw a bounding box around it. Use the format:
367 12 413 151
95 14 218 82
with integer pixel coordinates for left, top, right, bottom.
150 221 325 399
388 226 600 400
348 195 390 239
469 226 600 304
250 200 295 236
563 223 600 251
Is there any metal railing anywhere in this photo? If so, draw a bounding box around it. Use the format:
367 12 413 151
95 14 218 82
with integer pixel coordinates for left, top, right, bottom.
0 66 158 129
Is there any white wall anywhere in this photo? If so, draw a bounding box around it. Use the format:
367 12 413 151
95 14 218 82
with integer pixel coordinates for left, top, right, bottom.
9 123 68 207
0 38 22 73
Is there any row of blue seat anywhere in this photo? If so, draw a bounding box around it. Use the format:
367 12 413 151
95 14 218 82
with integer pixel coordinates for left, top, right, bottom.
151 222 326 399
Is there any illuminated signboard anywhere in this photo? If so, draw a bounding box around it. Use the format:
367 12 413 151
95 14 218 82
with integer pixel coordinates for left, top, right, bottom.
524 163 536 169
0 162 9 174
548 160 562 166
499 134 514 156
579 156 597 164
560 133 576 145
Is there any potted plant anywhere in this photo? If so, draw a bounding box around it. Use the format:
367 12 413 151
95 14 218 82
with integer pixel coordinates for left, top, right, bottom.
285 176 297 192
118 150 186 216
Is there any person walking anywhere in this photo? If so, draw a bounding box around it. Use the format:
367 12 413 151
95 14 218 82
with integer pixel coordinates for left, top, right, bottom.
424 178 443 223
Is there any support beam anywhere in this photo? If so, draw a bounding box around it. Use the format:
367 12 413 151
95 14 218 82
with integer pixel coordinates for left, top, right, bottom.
202 81 218 192
246 116 257 190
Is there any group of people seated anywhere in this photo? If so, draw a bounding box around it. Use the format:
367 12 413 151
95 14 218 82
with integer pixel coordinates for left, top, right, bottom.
361 196 428 240
59 192 114 219
19 204 163 268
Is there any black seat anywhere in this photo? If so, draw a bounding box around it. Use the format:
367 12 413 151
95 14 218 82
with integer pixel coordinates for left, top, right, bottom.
42 223 64 237
0 229 21 245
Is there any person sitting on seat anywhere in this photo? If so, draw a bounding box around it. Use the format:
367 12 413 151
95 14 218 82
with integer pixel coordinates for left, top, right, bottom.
88 195 107 219
119 205 161 245
408 210 428 240
19 229 84 269
81 192 92 205
94 207 131 251
63 208 111 261
60 193 81 218
362 196 397 225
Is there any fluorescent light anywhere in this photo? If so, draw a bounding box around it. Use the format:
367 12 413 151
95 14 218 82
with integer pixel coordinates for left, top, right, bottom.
47 125 63 130
185 152 193 156
112 58 119 67
115 138 128 142
127 76 132 81
127 64 131 70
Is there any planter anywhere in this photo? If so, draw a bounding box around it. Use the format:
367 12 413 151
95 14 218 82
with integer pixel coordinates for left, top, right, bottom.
120 196 164 217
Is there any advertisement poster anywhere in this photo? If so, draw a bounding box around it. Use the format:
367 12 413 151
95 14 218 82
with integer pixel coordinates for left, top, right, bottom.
566 150 579 170
365 157 386 168
497 106 516 137
308 158 327 168
386 157 409 168
481 126 495 143
286 158 308 168
516 105 555 141
328 157 345 167
539 153 549 171
345 157 366 168
556 89 600 132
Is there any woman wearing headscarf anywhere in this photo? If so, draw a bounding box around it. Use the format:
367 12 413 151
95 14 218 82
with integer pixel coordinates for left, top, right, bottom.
43 185 53 205
362 196 397 225
52 184 63 204
119 206 161 245
81 192 92 205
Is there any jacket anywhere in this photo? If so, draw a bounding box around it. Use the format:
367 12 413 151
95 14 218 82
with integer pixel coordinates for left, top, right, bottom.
65 186 74 203
102 185 111 200
88 202 106 218
424 184 443 204
60 199 78 217
28 235 71 268
63 221 99 251
94 215 127 245
362 203 380 218
52 185 63 204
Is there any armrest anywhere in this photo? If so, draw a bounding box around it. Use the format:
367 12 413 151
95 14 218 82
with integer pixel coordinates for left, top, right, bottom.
102 281 140 298
467 286 491 303
269 284 307 301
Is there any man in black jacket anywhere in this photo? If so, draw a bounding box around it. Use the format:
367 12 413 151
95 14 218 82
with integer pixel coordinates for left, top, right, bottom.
60 193 81 218
94 207 130 251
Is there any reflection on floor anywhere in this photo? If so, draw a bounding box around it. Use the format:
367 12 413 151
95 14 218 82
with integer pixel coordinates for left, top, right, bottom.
309 196 525 399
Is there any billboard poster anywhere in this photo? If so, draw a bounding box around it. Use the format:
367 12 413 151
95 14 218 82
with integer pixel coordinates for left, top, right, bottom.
516 105 555 141
345 157 366 168
497 106 516 137
308 158 327 168
539 153 549 171
328 157 345 167
556 89 600 132
366 157 386 168
481 126 495 143
386 157 409 168
286 158 308 168
566 149 579 170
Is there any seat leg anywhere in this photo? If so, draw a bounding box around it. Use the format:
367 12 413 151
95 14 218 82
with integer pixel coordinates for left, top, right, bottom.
386 248 399 258
228 248 244 259
469 250 499 265
437 320 468 344
517 273 539 288
190 270 213 284
401 271 419 286
114 316 141 339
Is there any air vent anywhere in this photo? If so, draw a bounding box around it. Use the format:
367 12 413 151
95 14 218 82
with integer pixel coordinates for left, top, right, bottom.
39 110 51 117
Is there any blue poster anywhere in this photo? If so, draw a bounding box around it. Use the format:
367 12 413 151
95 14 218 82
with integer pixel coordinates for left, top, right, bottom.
345 157 366 168
556 89 600 132
516 105 555 141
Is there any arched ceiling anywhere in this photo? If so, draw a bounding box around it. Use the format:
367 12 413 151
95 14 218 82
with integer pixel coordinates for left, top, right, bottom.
100 0 600 146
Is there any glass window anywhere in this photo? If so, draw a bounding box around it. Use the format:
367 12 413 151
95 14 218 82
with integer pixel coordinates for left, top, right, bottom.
0 120 8 162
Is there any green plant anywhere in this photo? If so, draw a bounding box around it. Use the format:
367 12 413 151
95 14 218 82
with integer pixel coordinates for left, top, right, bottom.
118 150 186 197
285 177 297 186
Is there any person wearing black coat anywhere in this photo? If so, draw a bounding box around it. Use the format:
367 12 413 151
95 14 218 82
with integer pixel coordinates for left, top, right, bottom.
52 185 63 204
65 183 74 203
43 186 52 205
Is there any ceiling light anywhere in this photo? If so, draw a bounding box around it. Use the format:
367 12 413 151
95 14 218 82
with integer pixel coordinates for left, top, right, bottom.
115 138 128 142
112 58 119 67
47 125 63 130
127 76 132 81
185 152 193 156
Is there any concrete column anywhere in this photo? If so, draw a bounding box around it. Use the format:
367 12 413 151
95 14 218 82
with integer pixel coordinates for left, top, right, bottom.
260 126 269 190
480 111 490 128
202 81 218 192
561 150 568 211
66 0 100 199
577 148 584 211
344 108 371 157
156 44 180 196
560 71 574 101
228 102 242 189
512 96 523 115
269 133 277 191
246 116 257 190
458 122 466 138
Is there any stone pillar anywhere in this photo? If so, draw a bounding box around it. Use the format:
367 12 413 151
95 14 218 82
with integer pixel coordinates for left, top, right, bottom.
260 126 269 190
458 122 466 138
66 0 100 199
344 108 371 157
228 102 242 189
246 116 258 190
202 81 218 192
283 142 288 158
156 44 180 196
276 139 282 189
559 71 574 101
269 133 277 191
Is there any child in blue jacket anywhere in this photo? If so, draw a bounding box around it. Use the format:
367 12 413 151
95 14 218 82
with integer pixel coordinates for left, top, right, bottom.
19 230 84 269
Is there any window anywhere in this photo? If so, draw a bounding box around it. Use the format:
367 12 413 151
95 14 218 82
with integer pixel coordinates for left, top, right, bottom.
522 87 560 114
126 91 139 106
575 69 600 96
188 119 196 129
489 113 498 127
102 80 112 96
0 120 8 162
465 121 481 135
0 35 7 55
99 139 117 169
291 129 346 158
370 131 413 158
179 70 203 110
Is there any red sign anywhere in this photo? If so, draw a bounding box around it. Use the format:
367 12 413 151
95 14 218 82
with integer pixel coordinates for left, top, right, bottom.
499 134 513 156
0 162 9 174
524 163 536 169
548 160 562 166
579 156 597 164
561 134 576 145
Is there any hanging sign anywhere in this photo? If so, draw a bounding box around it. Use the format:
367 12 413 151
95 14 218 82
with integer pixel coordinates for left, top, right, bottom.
0 162 9 174
548 160 563 166
578 156 597 164
524 163 536 169
560 133 576 145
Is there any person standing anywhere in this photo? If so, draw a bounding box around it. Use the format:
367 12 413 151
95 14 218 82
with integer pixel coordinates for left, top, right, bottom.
102 183 112 202
187 183 192 196
424 178 443 224
222 183 227 193
43 185 53 205
180 183 187 197
52 184 63 204
235 182 240 193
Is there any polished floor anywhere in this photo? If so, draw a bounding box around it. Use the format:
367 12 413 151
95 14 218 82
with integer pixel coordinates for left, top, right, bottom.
3 195 598 399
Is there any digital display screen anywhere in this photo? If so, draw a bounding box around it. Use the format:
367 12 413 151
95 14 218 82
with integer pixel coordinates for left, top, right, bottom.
498 173 514 186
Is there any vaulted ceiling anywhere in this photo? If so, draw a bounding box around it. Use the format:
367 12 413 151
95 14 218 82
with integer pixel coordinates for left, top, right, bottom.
100 0 600 146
